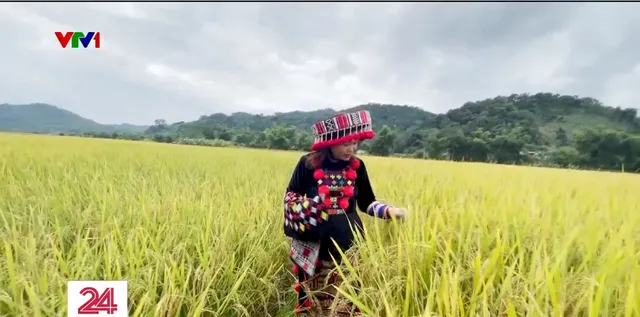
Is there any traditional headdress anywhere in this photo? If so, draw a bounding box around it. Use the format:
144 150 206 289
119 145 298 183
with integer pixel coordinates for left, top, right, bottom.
310 110 375 151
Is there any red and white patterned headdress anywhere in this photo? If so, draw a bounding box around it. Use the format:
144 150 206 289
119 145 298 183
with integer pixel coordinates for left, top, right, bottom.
310 110 375 151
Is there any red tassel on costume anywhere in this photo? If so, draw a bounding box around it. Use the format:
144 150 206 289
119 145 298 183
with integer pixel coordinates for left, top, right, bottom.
292 265 298 274
345 169 357 180
350 159 360 169
343 186 354 197
303 299 311 308
313 169 325 180
338 197 349 209
324 197 333 208
318 185 330 195
294 282 301 293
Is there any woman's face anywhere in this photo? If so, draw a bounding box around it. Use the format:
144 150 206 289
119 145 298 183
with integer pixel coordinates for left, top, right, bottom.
330 141 358 161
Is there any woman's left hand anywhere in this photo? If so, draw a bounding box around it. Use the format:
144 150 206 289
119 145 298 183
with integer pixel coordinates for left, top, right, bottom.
386 207 407 221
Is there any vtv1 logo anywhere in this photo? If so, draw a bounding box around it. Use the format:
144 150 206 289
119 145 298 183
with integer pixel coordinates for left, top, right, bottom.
55 31 101 49
67 280 128 316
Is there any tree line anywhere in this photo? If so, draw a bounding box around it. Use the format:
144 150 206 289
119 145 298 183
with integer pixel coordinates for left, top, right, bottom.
62 92 640 174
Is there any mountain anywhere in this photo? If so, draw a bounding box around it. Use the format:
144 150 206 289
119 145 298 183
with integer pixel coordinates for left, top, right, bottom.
142 92 639 172
0 103 148 134
429 93 639 137
158 93 638 141
174 103 436 132
1 93 638 173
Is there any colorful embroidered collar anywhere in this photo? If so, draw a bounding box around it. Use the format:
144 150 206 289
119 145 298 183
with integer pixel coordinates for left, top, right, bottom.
313 158 360 211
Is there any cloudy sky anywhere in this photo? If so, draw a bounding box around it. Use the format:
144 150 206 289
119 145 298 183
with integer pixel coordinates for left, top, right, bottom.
0 2 639 125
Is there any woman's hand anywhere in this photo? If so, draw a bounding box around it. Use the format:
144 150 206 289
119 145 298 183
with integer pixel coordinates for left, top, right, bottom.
386 207 407 221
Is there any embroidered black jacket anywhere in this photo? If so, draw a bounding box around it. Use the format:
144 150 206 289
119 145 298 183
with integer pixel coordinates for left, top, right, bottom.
283 152 381 253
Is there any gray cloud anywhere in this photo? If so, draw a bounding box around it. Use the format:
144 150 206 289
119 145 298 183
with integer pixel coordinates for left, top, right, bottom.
0 2 638 125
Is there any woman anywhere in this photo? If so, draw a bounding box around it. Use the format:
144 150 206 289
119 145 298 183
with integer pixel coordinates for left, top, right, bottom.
283 110 407 316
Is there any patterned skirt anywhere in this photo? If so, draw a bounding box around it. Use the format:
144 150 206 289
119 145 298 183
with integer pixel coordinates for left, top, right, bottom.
291 256 361 316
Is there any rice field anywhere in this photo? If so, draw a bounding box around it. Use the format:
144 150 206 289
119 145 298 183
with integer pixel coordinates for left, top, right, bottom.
1 132 639 317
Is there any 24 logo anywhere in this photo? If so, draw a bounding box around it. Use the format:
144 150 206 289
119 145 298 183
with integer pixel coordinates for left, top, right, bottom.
68 281 128 316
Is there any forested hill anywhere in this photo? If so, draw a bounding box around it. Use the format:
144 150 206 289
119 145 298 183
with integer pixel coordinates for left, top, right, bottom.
165 93 638 135
170 103 436 132
143 92 639 173
0 103 148 134
3 92 639 173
